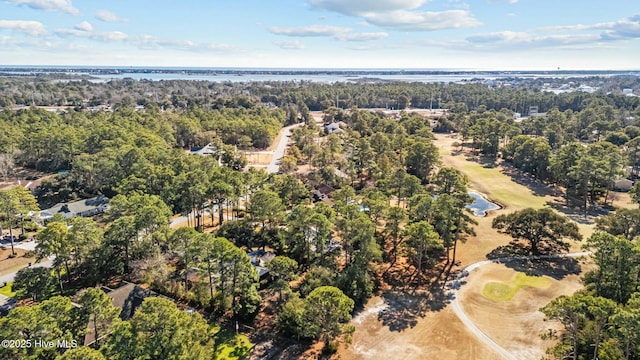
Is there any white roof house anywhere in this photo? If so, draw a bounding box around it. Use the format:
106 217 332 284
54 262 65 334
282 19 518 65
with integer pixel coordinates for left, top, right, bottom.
39 195 110 222
325 122 345 134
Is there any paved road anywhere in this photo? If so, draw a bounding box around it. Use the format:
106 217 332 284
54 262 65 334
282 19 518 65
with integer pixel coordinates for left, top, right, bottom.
266 123 303 174
448 251 592 360
0 256 55 285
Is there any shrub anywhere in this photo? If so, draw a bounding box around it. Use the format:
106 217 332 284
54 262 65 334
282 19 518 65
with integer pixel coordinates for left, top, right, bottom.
23 221 39 232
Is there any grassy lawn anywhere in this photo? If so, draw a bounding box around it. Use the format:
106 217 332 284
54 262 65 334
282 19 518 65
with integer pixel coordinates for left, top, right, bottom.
0 282 16 297
482 273 551 302
214 329 253 360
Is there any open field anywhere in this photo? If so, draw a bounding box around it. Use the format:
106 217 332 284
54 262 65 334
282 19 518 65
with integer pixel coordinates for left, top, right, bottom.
433 134 551 211
433 133 595 244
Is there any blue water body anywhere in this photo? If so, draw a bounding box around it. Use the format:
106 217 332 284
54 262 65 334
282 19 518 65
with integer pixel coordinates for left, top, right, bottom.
3 66 636 83
466 191 500 217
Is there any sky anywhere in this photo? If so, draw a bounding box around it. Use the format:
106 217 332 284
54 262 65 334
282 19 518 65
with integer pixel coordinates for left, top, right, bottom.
0 0 638 70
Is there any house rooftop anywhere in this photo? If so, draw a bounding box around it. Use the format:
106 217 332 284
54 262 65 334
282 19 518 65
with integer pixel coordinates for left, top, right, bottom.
248 250 275 278
83 282 160 346
41 195 109 220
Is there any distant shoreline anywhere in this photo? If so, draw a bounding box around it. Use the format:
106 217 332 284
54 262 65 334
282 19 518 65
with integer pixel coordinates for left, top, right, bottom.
1 67 638 84
0 66 638 77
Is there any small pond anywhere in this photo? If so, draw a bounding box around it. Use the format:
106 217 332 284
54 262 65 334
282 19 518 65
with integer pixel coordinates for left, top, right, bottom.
466 191 501 217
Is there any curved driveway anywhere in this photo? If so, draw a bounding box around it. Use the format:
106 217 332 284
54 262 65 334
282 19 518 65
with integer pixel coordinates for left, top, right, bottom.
449 251 592 360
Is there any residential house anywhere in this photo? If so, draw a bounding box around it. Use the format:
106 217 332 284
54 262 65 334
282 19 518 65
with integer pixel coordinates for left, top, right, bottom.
325 122 346 134
38 195 109 223
248 250 275 279
83 282 161 346
313 184 335 206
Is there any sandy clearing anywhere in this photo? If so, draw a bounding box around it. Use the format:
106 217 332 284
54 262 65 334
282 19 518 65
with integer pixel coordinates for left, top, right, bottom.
342 295 500 360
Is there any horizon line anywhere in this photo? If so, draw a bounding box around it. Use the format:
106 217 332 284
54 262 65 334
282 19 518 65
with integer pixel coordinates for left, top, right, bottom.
1 65 639 73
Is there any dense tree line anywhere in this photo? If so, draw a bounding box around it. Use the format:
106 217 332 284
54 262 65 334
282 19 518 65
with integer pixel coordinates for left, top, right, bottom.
0 291 245 360
2 75 639 115
541 230 640 360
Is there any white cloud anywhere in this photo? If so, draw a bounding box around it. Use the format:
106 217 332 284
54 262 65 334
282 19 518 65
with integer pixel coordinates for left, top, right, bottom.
534 15 640 42
55 28 128 42
95 10 128 22
269 25 388 42
485 0 518 3
411 14 640 51
335 32 388 41
73 20 92 32
457 31 599 50
134 34 242 53
309 0 479 31
309 0 428 16
93 31 128 42
136 35 195 49
268 25 351 37
0 20 46 36
274 40 305 50
7 0 79 15
364 9 481 31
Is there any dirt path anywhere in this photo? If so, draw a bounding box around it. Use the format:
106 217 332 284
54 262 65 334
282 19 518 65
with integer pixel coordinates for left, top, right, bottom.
448 251 592 360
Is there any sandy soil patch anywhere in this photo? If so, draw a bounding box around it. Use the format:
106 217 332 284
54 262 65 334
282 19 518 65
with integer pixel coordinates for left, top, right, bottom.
458 261 593 360
610 191 635 209
0 248 32 276
340 296 499 360
244 152 273 166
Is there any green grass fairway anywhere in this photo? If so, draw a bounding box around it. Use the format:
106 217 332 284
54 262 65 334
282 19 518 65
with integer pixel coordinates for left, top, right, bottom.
482 273 551 302
456 162 548 210
0 282 15 297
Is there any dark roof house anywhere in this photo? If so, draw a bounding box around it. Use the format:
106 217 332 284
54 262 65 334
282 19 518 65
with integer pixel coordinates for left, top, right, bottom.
83 282 160 346
248 250 275 278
